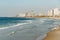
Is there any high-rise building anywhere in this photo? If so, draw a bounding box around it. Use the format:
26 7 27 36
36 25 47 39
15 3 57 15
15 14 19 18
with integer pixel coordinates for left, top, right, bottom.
48 8 60 17
54 8 59 16
48 9 54 16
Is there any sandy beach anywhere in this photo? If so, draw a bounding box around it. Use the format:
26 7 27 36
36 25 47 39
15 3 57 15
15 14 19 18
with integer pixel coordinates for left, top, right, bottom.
43 26 60 40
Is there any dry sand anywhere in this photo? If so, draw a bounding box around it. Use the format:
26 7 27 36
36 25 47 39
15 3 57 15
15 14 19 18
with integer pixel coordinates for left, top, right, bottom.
43 26 60 40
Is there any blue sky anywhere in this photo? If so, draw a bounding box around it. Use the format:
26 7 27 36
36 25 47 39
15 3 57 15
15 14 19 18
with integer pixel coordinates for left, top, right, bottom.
0 0 60 17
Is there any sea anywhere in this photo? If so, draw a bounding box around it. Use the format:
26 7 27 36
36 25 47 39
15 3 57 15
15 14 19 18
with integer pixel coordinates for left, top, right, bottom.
0 17 60 40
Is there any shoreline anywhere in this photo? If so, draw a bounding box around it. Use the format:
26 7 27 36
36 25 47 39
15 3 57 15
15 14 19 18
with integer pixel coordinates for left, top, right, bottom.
0 17 60 19
43 26 60 40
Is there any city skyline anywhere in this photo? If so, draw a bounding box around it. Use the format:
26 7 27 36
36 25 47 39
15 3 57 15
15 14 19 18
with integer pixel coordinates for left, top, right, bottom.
0 0 60 17
16 8 60 17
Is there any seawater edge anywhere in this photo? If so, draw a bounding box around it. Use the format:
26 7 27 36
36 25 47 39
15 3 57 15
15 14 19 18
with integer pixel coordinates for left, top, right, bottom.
0 17 60 19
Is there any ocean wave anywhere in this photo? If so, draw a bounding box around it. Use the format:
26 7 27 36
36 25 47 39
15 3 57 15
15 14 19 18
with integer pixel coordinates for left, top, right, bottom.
36 34 47 40
39 19 45 23
0 20 32 30
26 20 32 23
0 22 31 30
0 27 9 30
0 23 27 30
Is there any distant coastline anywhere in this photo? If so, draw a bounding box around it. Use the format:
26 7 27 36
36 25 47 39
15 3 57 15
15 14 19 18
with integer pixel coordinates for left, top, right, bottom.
1 16 60 19
16 16 60 19
15 8 60 19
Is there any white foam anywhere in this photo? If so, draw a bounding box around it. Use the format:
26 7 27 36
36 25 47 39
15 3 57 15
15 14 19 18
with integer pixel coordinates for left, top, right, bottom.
51 26 60 30
39 19 47 23
26 20 32 23
0 20 32 30
0 27 9 29
10 20 32 28
10 23 28 27
0 23 31 30
36 34 47 40
8 31 15 35
40 20 45 23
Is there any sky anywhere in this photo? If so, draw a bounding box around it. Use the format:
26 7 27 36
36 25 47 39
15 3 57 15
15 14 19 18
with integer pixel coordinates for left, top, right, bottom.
0 0 60 17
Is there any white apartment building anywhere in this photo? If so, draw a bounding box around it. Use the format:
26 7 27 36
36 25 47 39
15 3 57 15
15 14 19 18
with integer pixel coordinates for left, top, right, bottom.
54 8 59 16
38 13 45 16
48 8 60 17
48 9 53 16
16 13 25 17
25 12 35 17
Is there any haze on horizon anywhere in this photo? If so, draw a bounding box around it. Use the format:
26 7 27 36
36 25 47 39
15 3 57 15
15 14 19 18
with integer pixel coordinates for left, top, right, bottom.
0 0 60 17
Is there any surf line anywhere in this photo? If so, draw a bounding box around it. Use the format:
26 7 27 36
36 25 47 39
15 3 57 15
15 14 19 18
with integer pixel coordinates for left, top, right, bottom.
0 21 32 30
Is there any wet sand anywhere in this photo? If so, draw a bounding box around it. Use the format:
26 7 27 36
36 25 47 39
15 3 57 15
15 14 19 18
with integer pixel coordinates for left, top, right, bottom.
43 26 60 40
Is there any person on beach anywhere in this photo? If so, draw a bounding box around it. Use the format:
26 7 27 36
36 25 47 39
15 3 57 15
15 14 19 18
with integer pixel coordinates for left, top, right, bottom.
43 25 60 40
